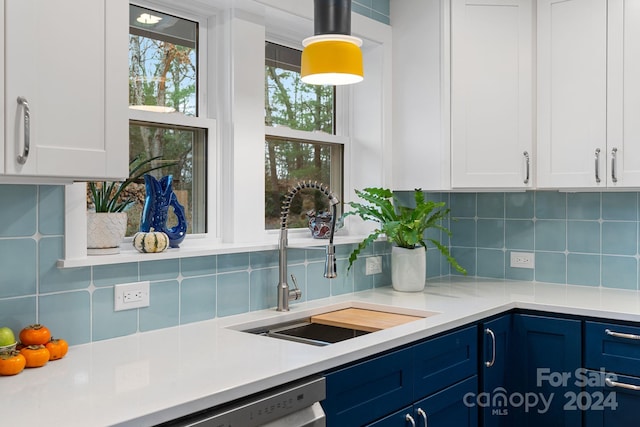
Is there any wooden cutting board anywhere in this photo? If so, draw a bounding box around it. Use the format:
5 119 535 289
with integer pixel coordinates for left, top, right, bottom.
310 308 425 332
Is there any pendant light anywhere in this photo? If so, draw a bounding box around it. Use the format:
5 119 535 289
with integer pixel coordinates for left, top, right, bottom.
301 0 364 86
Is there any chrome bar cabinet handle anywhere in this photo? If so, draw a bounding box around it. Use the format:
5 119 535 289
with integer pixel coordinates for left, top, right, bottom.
606 377 640 391
605 328 640 340
594 148 601 183
485 328 496 368
17 96 30 165
417 408 427 426
523 151 530 184
406 413 416 427
611 147 618 183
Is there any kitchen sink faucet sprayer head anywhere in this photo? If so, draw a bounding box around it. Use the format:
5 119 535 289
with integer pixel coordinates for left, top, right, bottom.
278 181 340 311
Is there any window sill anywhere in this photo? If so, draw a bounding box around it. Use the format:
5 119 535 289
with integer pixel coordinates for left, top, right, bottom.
57 234 372 268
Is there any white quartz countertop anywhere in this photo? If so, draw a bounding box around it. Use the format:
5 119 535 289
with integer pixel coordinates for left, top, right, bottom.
4 277 640 426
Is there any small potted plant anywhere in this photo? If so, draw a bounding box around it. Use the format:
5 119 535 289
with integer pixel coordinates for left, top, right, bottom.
344 187 466 291
87 156 173 255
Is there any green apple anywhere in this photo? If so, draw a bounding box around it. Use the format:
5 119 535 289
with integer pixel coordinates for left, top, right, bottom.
0 326 16 347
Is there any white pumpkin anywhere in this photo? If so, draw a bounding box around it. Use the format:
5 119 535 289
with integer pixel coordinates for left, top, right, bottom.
132 230 170 253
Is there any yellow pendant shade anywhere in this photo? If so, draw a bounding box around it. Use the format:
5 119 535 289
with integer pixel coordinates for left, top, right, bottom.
301 35 364 86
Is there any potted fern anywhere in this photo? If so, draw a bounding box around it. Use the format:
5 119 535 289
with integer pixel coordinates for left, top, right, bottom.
344 187 466 291
87 156 174 255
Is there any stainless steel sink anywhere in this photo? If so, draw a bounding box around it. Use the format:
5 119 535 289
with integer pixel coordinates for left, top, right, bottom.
246 320 370 346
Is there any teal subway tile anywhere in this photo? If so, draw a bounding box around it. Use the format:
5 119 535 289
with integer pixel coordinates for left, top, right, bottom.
370 10 390 24
181 255 216 277
568 193 600 220
394 191 415 207
602 221 637 255
92 287 137 341
0 184 37 237
450 193 476 218
505 220 534 250
250 267 278 311
139 280 180 331
354 0 372 8
450 219 476 247
217 272 250 317
250 250 277 269
476 249 505 279
39 291 91 345
0 238 36 298
534 252 566 284
140 259 180 282
336 243 362 258
505 192 534 219
602 192 637 220
427 250 443 278
374 254 392 286
331 259 354 295
39 237 91 293
0 296 36 336
602 256 637 290
567 254 600 287
307 262 331 300
477 193 505 218
535 192 566 219
352 3 371 18
354 257 373 292
307 246 326 262
217 253 248 274
181 276 216 323
425 192 445 203
567 221 600 254
93 262 138 287
38 186 64 235
506 257 534 281
373 241 392 255
371 0 390 16
535 220 566 252
477 219 504 249
287 248 306 264
451 247 475 276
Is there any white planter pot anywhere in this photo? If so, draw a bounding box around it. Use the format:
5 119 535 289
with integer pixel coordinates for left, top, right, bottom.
391 246 426 292
87 212 127 255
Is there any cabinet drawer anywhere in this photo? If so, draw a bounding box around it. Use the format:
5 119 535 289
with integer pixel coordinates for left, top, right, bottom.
585 321 640 377
323 348 413 426
413 325 478 399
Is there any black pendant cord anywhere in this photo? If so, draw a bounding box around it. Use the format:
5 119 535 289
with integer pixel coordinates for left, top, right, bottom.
314 0 352 36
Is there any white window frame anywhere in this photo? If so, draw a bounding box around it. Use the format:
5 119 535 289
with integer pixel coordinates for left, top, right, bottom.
60 0 392 266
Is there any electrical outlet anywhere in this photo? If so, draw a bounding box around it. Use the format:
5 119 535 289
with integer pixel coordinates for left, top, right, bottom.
365 256 383 275
114 281 150 311
510 252 535 269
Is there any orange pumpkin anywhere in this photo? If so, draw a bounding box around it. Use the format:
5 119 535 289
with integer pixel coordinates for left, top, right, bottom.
45 338 69 361
20 345 50 368
19 324 51 346
0 350 26 376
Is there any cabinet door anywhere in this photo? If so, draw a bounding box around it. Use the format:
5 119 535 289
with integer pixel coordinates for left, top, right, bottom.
512 314 582 426
537 0 607 188
482 315 514 427
607 0 640 187
413 376 478 427
4 0 128 180
583 370 637 427
451 0 532 188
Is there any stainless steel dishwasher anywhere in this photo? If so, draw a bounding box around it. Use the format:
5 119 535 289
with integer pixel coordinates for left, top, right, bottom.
159 376 326 427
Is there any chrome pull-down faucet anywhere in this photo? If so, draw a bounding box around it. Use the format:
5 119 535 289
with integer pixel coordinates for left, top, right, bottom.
277 181 339 311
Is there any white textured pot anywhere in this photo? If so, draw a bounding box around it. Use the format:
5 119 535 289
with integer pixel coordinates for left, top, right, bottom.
391 246 426 292
87 212 127 255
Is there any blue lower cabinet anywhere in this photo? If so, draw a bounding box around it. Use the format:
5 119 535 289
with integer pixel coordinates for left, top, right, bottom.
322 327 478 426
481 315 514 427
511 314 582 427
583 371 640 427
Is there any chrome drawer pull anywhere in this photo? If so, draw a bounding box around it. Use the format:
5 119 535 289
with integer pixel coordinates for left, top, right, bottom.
611 147 618 183
417 408 428 426
605 329 640 340
485 328 496 368
523 151 530 184
605 377 640 391
17 96 30 165
406 413 416 427
595 148 601 183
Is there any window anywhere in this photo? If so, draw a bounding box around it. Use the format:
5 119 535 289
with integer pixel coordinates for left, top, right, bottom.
127 4 208 236
265 42 343 230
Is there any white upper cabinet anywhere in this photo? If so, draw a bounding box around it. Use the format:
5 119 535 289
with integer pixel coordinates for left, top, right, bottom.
607 0 640 187
3 0 128 181
451 0 533 189
537 0 607 188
